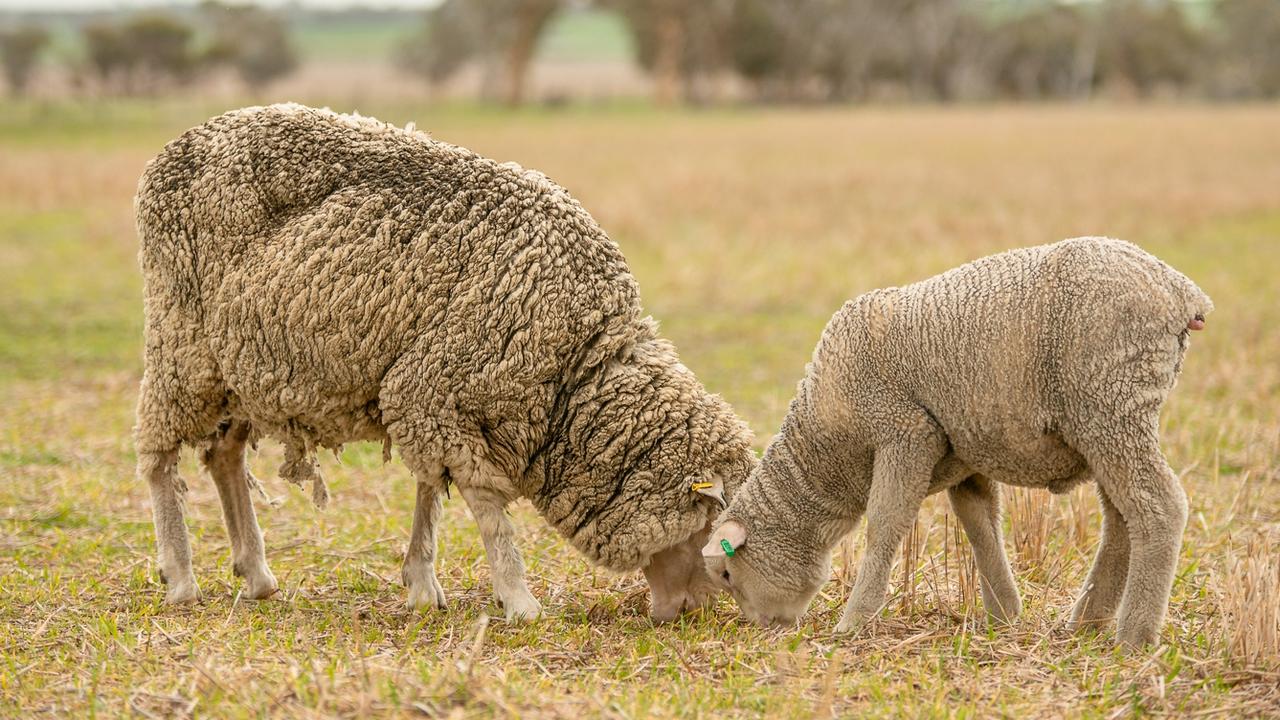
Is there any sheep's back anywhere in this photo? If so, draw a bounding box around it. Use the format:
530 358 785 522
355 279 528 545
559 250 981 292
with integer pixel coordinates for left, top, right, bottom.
137 104 642 442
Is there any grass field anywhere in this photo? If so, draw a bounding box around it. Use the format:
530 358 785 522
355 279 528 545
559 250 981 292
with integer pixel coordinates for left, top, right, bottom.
2 102 1279 718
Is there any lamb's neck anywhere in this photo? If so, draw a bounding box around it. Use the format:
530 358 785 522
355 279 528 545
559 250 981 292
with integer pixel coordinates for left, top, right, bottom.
742 396 865 552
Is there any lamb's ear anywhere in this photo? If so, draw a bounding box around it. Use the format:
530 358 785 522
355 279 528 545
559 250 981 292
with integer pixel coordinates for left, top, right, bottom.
701 520 747 558
690 475 726 509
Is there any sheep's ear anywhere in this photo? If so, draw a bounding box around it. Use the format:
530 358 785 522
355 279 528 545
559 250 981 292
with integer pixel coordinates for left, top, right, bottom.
689 475 726 509
701 520 746 558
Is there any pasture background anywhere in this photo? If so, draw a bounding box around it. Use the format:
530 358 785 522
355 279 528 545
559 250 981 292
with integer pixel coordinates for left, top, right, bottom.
2 101 1279 717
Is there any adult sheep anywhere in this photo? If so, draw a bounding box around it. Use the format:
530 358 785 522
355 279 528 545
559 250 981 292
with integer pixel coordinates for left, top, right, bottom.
702 238 1212 648
134 103 755 622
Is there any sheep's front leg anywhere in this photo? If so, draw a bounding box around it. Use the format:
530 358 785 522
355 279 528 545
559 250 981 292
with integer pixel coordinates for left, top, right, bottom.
837 439 942 633
948 475 1021 624
1068 484 1130 632
140 449 199 604
459 485 540 622
403 477 447 611
204 422 278 600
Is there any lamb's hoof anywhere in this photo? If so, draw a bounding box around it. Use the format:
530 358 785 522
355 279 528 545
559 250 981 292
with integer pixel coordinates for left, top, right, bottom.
407 575 447 611
241 567 279 600
986 606 1022 627
1115 625 1158 650
834 610 871 635
163 580 200 605
1067 611 1115 636
500 591 541 623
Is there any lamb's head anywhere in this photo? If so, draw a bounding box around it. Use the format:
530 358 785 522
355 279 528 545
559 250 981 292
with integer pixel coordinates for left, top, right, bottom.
701 496 831 628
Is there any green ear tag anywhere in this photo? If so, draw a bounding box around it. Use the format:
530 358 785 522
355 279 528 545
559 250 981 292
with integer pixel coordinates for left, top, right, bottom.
720 539 735 557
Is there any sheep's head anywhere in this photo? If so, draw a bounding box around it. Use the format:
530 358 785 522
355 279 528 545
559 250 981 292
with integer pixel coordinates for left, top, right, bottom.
642 521 719 622
701 516 830 628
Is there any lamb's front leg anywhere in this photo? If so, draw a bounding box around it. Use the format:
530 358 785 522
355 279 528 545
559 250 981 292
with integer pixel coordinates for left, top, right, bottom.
403 476 448 611
837 438 943 633
459 485 541 622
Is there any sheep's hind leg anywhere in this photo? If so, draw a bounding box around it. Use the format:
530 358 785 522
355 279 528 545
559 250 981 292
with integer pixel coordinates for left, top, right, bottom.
948 475 1021 624
1068 484 1130 633
203 421 278 600
403 471 447 611
459 484 540 622
837 435 945 633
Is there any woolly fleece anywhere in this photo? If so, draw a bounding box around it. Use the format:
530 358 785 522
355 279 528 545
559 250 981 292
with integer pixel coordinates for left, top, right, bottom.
134 103 755 619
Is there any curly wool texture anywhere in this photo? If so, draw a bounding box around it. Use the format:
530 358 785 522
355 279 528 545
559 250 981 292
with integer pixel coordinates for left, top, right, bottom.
134 103 754 573
712 238 1212 644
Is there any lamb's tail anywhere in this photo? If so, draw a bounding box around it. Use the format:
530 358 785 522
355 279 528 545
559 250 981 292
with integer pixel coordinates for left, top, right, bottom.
1161 264 1214 333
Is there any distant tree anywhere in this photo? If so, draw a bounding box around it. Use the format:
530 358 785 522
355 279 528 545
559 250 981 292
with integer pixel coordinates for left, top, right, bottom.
609 0 734 105
0 25 50 97
1095 0 1201 97
988 4 1095 99
126 15 197 90
397 0 562 105
1213 0 1280 97
725 0 986 103
82 22 133 92
200 1 299 91
82 14 196 94
396 0 480 89
811 0 905 101
726 0 786 90
726 0 830 101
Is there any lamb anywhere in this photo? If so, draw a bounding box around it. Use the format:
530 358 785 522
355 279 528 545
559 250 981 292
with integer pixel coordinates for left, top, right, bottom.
702 238 1212 648
133 103 756 622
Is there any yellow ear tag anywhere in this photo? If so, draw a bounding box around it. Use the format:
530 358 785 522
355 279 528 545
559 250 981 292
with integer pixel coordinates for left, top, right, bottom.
690 481 715 492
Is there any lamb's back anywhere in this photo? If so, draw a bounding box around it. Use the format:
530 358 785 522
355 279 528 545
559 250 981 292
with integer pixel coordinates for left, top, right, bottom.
832 238 1210 485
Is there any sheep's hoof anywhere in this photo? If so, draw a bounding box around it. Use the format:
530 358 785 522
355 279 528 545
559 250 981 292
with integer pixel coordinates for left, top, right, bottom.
406 575 447 611
499 591 541 623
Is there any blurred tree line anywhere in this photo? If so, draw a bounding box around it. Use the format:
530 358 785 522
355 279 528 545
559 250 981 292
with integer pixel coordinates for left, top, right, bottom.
395 0 1280 104
0 0 297 97
3 0 1279 102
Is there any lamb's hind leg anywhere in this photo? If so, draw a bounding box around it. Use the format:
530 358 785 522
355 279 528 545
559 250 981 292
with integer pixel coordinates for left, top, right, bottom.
203 421 277 600
837 433 946 633
403 465 447 611
1068 484 1130 632
948 475 1021 624
459 484 540 622
1090 442 1186 648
